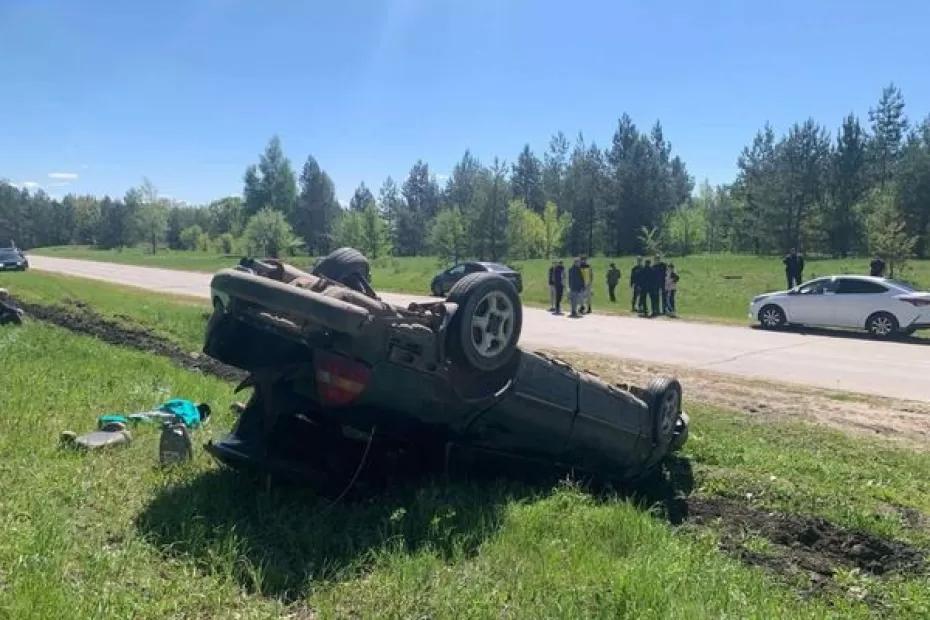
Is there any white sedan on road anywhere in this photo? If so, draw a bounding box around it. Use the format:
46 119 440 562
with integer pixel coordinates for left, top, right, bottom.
749 275 930 338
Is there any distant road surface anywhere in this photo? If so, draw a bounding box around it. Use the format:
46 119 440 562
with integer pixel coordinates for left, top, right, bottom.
28 255 930 402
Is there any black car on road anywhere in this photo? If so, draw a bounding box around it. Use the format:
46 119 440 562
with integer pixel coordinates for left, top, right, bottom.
431 261 522 296
0 248 28 271
203 248 688 493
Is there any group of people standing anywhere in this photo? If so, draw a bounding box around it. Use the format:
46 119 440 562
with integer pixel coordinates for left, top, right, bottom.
547 255 680 318
546 256 594 317
630 256 679 317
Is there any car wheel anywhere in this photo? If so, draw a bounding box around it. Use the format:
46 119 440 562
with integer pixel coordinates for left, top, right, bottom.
759 304 786 329
646 377 683 452
312 247 370 283
446 273 523 372
866 312 899 339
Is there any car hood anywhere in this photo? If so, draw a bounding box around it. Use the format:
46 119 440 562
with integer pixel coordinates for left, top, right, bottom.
751 290 789 303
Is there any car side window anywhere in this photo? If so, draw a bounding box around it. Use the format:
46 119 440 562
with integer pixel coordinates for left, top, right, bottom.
464 264 482 274
448 265 466 276
798 279 832 295
836 279 888 294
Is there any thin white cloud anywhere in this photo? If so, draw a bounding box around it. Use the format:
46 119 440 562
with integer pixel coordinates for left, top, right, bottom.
21 181 40 189
48 172 79 181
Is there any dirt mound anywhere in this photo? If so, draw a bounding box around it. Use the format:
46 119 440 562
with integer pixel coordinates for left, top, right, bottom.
15 298 245 383
683 496 925 597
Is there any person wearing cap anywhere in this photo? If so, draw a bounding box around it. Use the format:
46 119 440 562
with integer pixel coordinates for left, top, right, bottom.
606 262 621 303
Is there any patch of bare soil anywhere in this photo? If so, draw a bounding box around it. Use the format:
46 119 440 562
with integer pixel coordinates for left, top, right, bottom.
681 496 925 604
548 350 930 449
15 298 245 383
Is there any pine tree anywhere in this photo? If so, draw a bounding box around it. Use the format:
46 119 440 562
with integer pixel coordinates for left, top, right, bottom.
869 83 908 188
242 136 297 217
864 187 917 277
829 114 869 256
294 156 338 254
349 182 375 212
399 161 439 255
511 144 545 213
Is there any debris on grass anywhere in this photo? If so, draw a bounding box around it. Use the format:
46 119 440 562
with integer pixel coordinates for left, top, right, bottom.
0 288 24 325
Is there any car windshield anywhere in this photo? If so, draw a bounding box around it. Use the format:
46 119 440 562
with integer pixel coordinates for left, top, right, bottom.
0 250 20 260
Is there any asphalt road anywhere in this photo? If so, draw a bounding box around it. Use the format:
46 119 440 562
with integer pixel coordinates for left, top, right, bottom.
28 255 930 402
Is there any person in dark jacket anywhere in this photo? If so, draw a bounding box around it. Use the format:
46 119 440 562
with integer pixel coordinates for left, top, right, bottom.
606 263 621 302
567 257 585 318
639 259 653 316
783 248 805 289
547 261 558 311
552 260 565 314
630 257 644 313
653 255 668 315
870 256 886 278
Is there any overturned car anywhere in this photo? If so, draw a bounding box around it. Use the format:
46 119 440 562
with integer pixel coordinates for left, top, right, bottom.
204 248 689 492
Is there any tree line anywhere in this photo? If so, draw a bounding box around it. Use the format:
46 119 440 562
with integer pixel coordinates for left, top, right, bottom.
2 85 928 263
665 84 930 261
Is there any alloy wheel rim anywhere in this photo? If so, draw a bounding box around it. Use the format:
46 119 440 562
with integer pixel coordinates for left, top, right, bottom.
470 291 515 358
873 316 893 336
762 308 781 327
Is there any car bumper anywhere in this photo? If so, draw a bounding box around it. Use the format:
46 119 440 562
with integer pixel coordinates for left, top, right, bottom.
0 264 26 271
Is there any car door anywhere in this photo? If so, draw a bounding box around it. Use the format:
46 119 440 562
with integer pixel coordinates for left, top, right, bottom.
465 352 578 459
784 278 837 326
833 278 890 328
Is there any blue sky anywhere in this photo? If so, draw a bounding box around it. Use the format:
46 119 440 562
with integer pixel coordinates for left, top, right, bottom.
2 0 928 205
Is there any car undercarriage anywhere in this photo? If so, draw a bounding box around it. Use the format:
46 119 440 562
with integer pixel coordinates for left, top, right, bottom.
203 248 689 493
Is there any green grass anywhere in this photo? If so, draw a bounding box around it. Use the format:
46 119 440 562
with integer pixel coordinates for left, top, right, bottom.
1 277 929 617
32 244 930 323
0 269 209 350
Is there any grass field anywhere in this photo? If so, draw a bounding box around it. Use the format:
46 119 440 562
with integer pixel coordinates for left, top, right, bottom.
1 273 929 617
33 245 930 324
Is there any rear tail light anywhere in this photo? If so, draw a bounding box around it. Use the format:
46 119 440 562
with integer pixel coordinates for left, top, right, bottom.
901 297 930 307
314 351 371 406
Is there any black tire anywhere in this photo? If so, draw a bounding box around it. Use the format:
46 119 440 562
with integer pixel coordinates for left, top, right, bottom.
312 247 379 296
866 312 899 339
312 247 370 283
758 304 786 329
645 377 683 452
446 273 523 372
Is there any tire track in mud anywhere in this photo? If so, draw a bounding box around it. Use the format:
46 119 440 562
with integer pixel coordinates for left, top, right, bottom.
681 496 924 582
14 297 245 383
